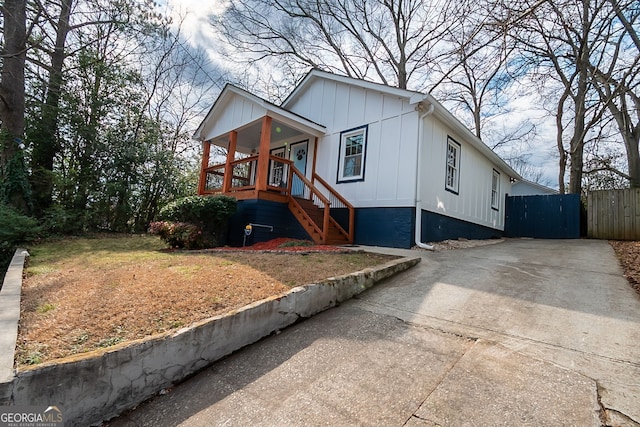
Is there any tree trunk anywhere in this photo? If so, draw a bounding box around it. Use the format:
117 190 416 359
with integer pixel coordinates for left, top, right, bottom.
568 0 590 195
623 122 640 188
0 0 28 212
30 0 74 215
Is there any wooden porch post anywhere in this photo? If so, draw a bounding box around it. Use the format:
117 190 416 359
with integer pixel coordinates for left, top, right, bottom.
255 116 272 192
197 140 211 195
222 130 238 193
311 136 319 184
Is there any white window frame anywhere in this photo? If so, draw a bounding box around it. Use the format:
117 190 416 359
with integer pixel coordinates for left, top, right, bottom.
337 125 367 183
491 169 500 210
445 137 460 194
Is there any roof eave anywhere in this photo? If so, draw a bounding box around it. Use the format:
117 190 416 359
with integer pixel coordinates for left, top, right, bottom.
282 69 421 109
193 83 326 142
414 93 521 180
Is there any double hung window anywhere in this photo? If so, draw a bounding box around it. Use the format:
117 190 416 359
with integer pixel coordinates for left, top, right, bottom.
445 137 460 193
491 169 500 210
338 126 367 183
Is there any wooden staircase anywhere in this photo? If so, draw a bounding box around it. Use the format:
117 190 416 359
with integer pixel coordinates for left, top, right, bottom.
285 167 354 245
289 198 351 245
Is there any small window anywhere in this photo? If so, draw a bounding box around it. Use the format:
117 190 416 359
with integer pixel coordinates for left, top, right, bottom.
445 137 460 193
491 169 500 210
337 126 367 183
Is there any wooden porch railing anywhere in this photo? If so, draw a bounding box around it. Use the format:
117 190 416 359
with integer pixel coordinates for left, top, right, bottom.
199 154 353 244
200 155 259 194
312 173 355 244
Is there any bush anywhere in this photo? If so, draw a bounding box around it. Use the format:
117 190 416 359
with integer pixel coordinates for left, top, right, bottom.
157 196 237 247
148 221 208 249
41 204 87 235
0 204 41 245
0 204 41 280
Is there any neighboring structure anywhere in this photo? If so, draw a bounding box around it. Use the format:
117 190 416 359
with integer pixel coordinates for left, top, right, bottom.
193 69 521 248
510 179 558 196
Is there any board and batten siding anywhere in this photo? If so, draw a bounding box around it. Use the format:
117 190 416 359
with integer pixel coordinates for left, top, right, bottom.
200 95 266 143
419 115 511 231
287 78 419 208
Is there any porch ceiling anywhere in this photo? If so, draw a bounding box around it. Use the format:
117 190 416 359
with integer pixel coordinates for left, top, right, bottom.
211 118 313 154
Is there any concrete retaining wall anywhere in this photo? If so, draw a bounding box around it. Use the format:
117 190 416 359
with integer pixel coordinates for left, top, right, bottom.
0 248 28 404
1 251 420 426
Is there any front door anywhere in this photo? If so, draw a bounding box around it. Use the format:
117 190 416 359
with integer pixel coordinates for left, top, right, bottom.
289 140 308 197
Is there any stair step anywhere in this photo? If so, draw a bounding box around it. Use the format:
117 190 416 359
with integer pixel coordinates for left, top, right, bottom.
289 196 351 245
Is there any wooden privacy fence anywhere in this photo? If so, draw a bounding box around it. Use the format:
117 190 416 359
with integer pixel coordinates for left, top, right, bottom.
587 188 640 240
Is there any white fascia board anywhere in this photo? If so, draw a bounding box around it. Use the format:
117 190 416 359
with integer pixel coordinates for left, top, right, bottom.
193 84 325 141
282 69 420 109
417 92 521 180
514 179 558 193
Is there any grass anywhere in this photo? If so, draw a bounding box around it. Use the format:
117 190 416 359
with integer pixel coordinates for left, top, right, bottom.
278 240 314 248
16 234 397 367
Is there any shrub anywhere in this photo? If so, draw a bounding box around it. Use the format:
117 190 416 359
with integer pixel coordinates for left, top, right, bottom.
157 196 237 247
0 203 40 245
0 203 41 279
148 221 208 249
41 204 87 235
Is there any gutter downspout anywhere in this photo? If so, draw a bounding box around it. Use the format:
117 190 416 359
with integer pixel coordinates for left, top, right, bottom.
414 102 435 250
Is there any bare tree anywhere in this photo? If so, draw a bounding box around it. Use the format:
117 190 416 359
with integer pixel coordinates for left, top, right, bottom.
213 0 456 90
128 22 223 230
587 0 640 187
429 2 506 138
506 0 614 194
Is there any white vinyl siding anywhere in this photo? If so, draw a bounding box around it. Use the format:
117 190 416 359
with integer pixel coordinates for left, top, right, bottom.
420 118 511 231
446 137 460 194
286 78 419 206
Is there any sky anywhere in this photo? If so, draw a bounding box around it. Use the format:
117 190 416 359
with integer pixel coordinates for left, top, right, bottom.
163 0 561 188
164 0 225 55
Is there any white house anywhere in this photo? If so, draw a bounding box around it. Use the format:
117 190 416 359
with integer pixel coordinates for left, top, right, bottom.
193 69 520 248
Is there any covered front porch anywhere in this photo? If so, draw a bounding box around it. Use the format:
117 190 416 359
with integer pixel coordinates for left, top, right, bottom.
195 106 354 245
197 115 314 202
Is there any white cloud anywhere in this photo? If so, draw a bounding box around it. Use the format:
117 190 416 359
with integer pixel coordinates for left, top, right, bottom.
164 0 229 54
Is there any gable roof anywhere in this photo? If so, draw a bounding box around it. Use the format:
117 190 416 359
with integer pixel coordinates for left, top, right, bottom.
193 83 326 142
283 69 521 179
512 178 558 195
282 68 422 108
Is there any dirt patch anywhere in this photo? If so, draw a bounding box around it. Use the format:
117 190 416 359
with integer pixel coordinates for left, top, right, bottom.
16 236 396 367
610 241 640 295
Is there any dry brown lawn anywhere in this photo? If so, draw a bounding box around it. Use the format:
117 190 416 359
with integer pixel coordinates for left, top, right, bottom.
16 235 396 367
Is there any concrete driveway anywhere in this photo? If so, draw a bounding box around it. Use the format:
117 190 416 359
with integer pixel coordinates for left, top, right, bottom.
108 239 640 426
